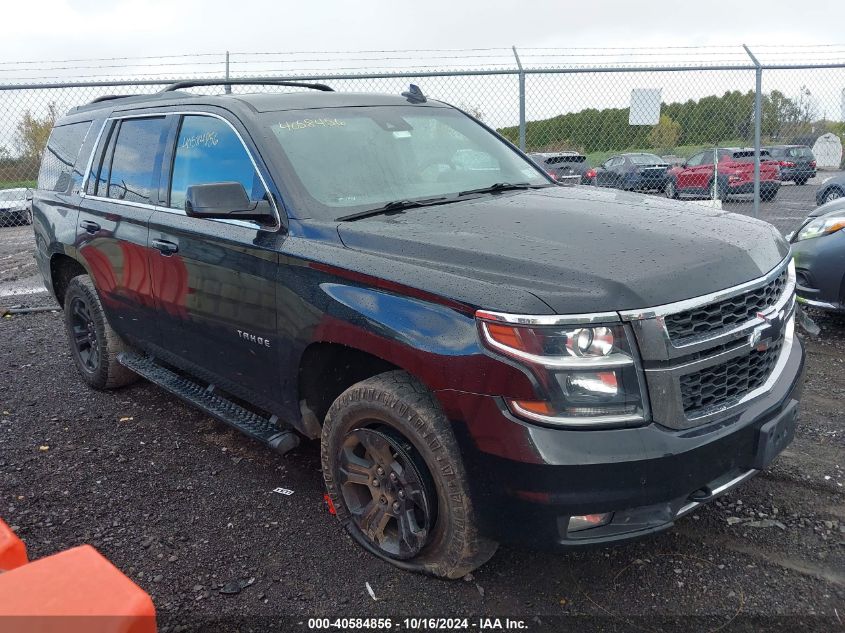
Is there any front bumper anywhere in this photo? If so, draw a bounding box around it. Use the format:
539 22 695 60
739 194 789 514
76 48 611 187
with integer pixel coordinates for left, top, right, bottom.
793 230 845 312
438 336 804 548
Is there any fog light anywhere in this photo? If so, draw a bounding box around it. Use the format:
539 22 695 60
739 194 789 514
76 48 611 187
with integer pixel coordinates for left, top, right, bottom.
568 512 613 533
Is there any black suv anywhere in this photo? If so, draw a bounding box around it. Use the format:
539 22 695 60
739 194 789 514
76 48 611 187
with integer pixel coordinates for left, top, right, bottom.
33 81 804 579
764 145 817 185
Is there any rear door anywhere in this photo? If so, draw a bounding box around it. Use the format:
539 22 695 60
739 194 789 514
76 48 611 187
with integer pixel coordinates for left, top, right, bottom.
147 112 283 407
77 115 170 346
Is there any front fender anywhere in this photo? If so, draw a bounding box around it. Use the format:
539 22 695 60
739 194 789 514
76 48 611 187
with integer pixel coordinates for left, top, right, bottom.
309 281 537 399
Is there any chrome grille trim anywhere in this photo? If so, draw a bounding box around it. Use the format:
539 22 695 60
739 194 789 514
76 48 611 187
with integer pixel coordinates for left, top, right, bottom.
624 257 796 430
624 258 794 362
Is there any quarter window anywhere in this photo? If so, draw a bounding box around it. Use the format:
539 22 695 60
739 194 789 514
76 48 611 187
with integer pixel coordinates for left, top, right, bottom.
169 116 265 211
105 118 167 205
37 121 92 192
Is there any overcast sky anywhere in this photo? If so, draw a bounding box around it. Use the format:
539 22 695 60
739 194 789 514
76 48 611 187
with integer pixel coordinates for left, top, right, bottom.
1 0 841 66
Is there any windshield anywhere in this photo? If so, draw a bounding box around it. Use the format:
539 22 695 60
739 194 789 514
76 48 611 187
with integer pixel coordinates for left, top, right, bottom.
263 106 548 220
628 154 664 165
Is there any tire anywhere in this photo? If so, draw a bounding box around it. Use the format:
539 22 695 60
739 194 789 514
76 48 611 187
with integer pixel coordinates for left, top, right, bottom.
663 179 677 199
708 179 727 201
761 189 778 202
63 276 138 390
321 370 497 579
823 187 843 204
794 177 808 186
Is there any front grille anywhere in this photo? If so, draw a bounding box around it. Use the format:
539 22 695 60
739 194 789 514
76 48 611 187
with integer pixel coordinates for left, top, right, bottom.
679 339 783 416
664 268 788 341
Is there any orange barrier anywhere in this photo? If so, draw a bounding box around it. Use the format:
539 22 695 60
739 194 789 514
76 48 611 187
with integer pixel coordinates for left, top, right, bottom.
0 519 27 571
0 544 156 633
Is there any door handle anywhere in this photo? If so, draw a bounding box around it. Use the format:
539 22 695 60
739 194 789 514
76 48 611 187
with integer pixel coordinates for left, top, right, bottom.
151 239 178 256
79 220 100 234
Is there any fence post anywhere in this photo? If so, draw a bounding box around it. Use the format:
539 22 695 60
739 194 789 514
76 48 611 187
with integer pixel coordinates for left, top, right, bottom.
225 51 231 93
512 46 526 151
743 44 762 218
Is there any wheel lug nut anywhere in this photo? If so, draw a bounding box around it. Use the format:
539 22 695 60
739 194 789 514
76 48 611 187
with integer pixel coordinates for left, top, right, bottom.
371 479 380 487
376 467 384 476
392 501 401 512
389 472 397 481
380 496 387 505
398 490 405 499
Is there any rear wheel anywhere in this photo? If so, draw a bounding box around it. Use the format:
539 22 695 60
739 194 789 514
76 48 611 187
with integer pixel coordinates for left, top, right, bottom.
322 370 497 578
761 188 778 202
663 179 677 199
794 177 808 186
63 276 138 390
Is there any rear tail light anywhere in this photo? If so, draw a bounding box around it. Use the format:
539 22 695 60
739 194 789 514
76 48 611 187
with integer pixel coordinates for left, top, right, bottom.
585 169 596 179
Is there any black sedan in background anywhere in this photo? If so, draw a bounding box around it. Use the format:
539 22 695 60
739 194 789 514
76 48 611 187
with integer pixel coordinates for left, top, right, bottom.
527 151 592 184
592 153 670 192
789 197 845 312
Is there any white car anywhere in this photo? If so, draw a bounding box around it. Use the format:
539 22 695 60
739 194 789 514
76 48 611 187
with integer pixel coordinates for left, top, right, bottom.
0 188 31 227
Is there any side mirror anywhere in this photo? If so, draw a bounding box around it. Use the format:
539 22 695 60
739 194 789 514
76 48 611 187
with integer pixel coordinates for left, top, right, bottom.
185 182 275 224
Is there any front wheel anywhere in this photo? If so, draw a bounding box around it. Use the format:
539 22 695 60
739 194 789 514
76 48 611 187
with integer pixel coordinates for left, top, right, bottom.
823 187 843 204
321 370 497 579
663 179 677 199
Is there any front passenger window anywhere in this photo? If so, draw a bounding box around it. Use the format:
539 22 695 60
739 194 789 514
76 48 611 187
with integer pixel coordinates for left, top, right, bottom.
169 116 266 212
106 118 167 204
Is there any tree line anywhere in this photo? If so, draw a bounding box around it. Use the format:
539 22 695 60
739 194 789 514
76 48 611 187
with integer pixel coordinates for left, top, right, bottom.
498 88 832 154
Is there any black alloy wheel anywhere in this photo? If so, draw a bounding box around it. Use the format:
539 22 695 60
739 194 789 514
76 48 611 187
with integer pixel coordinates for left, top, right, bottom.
337 427 435 560
69 295 100 373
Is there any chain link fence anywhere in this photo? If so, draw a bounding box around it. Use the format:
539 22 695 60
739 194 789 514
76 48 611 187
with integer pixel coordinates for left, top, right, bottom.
1 46 844 296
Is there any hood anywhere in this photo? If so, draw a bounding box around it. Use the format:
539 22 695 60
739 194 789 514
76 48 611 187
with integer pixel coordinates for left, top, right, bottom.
336 186 788 314
807 196 845 220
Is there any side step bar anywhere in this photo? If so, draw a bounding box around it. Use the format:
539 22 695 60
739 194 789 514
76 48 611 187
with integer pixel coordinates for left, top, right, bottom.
117 352 299 455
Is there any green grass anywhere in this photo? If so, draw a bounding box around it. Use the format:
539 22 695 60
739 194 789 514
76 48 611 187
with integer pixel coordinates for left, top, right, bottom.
584 140 746 167
0 180 36 190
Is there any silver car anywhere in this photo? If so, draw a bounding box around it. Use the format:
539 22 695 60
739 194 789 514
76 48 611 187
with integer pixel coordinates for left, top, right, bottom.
0 188 32 227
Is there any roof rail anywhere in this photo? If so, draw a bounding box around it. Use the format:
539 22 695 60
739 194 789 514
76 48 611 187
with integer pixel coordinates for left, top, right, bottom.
88 94 143 104
159 79 334 93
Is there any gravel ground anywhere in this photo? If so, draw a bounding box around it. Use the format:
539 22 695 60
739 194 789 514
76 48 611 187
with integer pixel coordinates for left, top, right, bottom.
1 178 844 632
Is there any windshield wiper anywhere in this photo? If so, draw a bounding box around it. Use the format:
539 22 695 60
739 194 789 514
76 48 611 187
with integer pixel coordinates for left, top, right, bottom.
337 196 449 222
457 182 546 197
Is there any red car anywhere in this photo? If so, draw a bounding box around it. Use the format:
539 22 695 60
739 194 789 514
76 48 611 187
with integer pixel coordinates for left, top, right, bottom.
665 148 781 202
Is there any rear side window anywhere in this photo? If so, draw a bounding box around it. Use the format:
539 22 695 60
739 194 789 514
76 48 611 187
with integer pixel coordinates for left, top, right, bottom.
37 121 92 192
168 115 264 211
787 147 813 158
104 118 168 205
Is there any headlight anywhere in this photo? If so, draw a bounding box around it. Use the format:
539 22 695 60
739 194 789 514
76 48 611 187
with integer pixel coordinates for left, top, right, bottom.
476 313 647 428
794 214 845 241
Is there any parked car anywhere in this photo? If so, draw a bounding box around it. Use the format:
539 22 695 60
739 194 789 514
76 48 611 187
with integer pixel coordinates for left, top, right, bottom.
0 188 32 227
789 197 845 312
665 148 781 201
527 151 591 184
590 153 670 192
764 145 816 185
815 173 845 206
33 81 803 579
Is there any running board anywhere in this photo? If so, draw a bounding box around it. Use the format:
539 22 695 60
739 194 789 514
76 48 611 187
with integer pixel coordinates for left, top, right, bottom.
117 352 299 455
